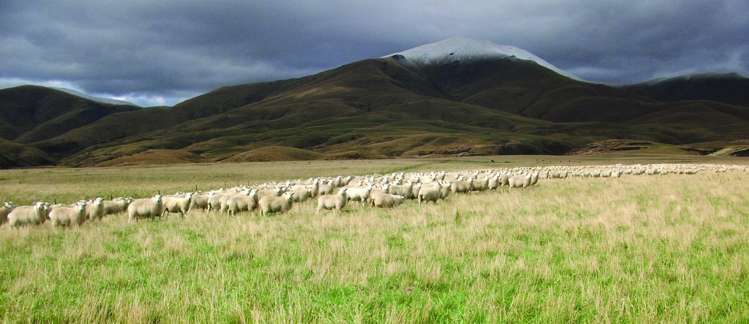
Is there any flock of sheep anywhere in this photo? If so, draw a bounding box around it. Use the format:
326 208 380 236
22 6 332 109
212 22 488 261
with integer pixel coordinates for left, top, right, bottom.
0 163 745 229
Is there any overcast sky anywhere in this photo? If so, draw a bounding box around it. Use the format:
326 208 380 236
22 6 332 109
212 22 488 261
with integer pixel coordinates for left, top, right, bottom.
1 0 747 106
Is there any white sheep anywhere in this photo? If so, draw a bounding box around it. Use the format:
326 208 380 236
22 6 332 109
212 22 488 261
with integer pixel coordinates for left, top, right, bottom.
317 188 348 213
508 174 532 188
290 185 313 202
470 177 490 191
162 192 193 217
127 195 164 222
450 180 471 193
207 192 225 212
317 182 334 195
225 190 258 215
49 202 88 227
259 193 294 216
0 202 16 225
387 182 414 199
86 197 105 221
188 192 213 212
8 202 49 227
370 192 405 208
345 186 372 203
103 197 132 215
417 183 443 204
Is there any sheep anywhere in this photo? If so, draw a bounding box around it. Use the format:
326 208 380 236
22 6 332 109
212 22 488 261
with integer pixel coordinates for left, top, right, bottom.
508 174 532 188
49 202 88 227
162 192 193 217
86 197 105 221
317 182 334 195
290 185 313 202
450 180 471 193
370 192 406 208
188 192 213 212
317 188 348 213
259 193 294 216
498 174 510 187
127 195 164 222
345 186 372 203
207 192 225 212
470 177 490 191
103 197 132 215
439 182 451 199
387 182 414 199
8 202 49 227
225 190 258 215
417 183 443 204
530 172 539 186
0 202 15 225
487 175 500 190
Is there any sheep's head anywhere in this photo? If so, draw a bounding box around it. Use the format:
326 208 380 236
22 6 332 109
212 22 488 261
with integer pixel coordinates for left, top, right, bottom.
153 195 163 204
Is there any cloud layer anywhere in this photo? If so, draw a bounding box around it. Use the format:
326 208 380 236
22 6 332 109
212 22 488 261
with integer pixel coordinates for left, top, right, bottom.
1 0 747 105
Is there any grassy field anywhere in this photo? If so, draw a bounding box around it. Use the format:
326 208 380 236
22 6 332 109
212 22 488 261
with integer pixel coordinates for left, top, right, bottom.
1 154 744 205
1 156 749 322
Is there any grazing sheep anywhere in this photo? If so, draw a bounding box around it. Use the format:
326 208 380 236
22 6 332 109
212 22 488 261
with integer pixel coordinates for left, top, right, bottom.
439 182 451 199
345 186 372 203
317 182 334 195
290 185 313 202
508 174 532 188
388 183 414 199
86 197 105 221
487 176 500 190
127 195 164 222
49 202 88 227
317 188 348 213
162 193 193 217
188 192 213 212
450 180 471 193
417 183 443 204
225 190 258 215
530 172 539 186
207 192 226 213
103 197 132 215
370 192 405 208
470 177 490 191
0 202 16 225
498 174 510 187
259 193 294 216
8 202 49 227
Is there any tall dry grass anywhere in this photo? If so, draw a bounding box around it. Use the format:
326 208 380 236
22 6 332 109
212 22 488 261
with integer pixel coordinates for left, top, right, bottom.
1 171 748 322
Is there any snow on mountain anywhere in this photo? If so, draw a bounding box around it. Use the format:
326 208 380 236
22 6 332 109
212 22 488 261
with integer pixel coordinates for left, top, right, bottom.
384 37 581 81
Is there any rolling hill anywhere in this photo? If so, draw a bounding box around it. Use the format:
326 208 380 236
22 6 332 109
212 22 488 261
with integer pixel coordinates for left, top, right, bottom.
1 38 748 168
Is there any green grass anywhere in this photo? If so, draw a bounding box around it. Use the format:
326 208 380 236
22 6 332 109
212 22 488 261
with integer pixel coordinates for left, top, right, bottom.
1 154 745 205
1 157 749 322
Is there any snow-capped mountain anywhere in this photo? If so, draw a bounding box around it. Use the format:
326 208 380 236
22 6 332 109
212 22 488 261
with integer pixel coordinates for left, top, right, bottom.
384 37 580 81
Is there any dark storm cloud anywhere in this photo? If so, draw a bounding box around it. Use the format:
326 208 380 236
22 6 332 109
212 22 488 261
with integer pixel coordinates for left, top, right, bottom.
1 0 748 105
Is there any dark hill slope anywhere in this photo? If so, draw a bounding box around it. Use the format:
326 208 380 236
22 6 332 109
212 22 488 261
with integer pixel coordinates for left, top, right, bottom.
0 86 137 141
625 73 749 107
3 57 749 167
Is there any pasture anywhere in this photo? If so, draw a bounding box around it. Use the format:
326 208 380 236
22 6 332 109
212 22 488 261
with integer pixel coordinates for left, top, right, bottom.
1 155 748 322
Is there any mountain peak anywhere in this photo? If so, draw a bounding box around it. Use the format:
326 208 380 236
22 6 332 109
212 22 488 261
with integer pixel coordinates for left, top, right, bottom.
384 37 580 80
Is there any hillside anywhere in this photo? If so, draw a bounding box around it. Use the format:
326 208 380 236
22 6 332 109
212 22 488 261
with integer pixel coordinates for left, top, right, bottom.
1 39 749 167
